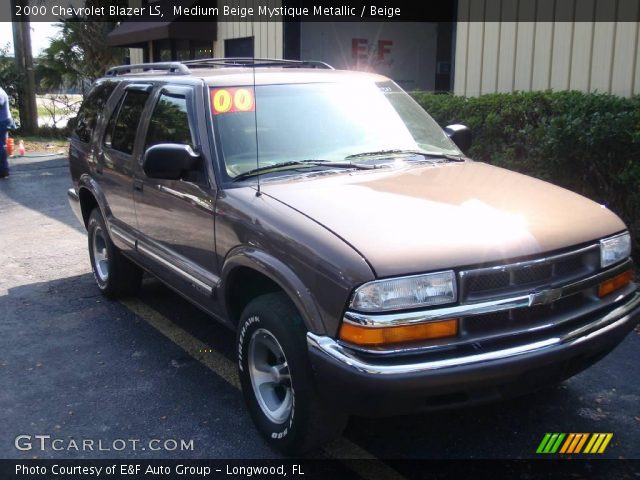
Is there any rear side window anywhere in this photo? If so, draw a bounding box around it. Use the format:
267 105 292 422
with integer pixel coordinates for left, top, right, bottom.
145 92 194 149
104 90 149 154
74 82 116 144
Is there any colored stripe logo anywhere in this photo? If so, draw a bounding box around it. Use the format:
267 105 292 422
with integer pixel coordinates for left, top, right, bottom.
536 433 613 454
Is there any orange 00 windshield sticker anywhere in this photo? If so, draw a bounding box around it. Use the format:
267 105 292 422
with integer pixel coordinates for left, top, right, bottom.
211 87 255 115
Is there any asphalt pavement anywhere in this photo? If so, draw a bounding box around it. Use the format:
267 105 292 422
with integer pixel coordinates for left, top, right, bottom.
1 156 639 473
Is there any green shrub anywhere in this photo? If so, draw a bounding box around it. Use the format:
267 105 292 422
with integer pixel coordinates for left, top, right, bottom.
12 124 70 139
411 90 640 258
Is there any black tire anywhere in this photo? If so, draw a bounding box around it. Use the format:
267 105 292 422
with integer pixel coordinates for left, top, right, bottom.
87 208 142 299
237 292 347 454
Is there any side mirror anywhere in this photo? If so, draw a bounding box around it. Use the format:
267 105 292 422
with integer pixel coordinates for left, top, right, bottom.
143 144 201 180
445 124 472 153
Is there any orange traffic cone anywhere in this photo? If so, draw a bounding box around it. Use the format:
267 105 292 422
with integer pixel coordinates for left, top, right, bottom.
6 137 14 157
18 139 25 156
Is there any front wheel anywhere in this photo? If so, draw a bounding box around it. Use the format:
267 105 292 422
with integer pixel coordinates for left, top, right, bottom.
237 292 347 454
87 208 142 299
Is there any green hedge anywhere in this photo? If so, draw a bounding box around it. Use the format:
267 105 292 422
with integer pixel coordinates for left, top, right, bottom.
411 90 640 257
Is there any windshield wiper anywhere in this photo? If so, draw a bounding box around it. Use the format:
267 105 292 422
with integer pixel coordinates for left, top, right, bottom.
233 159 375 181
345 149 463 162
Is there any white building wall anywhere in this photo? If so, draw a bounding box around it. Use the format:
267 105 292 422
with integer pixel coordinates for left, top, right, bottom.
129 49 144 64
128 0 144 64
454 0 640 97
213 0 284 58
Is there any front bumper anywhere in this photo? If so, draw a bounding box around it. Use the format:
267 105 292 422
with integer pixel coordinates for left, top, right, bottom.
308 290 640 416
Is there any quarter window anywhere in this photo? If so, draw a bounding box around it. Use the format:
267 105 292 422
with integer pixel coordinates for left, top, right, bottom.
74 81 116 144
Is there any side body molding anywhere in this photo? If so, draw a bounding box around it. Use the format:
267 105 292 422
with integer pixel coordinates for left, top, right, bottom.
219 246 327 335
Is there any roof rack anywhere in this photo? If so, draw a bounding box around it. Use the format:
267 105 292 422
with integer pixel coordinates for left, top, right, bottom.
105 62 190 77
182 58 335 70
104 58 334 76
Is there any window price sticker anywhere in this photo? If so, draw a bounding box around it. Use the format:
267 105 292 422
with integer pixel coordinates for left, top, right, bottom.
211 88 255 115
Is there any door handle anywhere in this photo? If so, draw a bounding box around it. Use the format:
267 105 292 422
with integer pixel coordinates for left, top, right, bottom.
133 179 144 192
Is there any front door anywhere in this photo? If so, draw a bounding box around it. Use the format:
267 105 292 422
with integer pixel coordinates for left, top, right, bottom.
133 85 219 299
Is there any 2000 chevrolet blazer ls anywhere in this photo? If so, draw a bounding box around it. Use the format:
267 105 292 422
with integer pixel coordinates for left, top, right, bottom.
67 59 639 454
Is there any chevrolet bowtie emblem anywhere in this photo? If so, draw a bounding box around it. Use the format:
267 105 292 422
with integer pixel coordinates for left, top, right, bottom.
529 288 563 306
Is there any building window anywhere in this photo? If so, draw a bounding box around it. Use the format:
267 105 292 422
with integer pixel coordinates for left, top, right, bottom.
193 41 213 59
151 39 214 62
224 37 254 58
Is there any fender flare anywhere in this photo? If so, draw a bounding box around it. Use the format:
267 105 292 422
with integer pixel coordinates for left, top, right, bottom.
219 246 328 335
77 173 112 227
76 174 131 251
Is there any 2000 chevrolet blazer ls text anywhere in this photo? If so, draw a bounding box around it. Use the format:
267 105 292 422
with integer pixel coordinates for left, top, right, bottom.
67 59 639 454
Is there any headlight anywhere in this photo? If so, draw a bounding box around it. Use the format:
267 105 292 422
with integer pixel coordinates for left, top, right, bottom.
600 232 631 268
350 271 457 312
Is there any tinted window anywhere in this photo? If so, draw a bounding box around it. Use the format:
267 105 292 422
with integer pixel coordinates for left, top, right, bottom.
74 82 116 144
145 92 193 149
104 90 149 154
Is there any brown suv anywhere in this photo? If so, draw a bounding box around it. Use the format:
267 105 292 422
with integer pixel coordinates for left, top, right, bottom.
67 58 639 454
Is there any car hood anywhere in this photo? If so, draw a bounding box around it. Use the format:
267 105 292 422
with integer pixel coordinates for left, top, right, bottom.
261 162 626 277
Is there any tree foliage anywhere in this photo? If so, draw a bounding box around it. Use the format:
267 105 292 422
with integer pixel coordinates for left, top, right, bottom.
0 43 21 110
36 0 128 93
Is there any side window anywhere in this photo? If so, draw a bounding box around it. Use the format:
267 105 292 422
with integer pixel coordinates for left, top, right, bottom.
74 82 116 144
103 90 149 154
145 92 194 150
103 99 120 149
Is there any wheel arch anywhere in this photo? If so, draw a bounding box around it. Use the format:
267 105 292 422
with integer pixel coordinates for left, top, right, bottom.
220 247 328 335
77 174 111 228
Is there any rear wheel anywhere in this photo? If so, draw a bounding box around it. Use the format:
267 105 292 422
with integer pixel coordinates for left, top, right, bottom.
237 292 347 454
87 208 142 298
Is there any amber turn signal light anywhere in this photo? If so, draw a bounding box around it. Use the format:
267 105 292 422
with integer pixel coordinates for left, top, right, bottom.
339 319 458 347
598 270 634 298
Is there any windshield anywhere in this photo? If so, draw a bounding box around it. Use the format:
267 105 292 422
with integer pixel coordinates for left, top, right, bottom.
211 80 461 180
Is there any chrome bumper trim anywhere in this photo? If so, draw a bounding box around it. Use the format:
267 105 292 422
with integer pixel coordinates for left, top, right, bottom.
309 292 640 376
67 187 84 226
344 260 633 327
67 187 79 202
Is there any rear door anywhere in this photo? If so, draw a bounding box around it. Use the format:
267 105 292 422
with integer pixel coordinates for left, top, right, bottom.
133 85 219 299
98 84 151 234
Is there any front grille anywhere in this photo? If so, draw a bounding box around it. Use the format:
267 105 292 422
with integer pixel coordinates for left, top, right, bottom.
463 292 589 337
451 244 609 352
466 270 510 293
555 254 587 277
459 244 600 302
513 262 553 285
